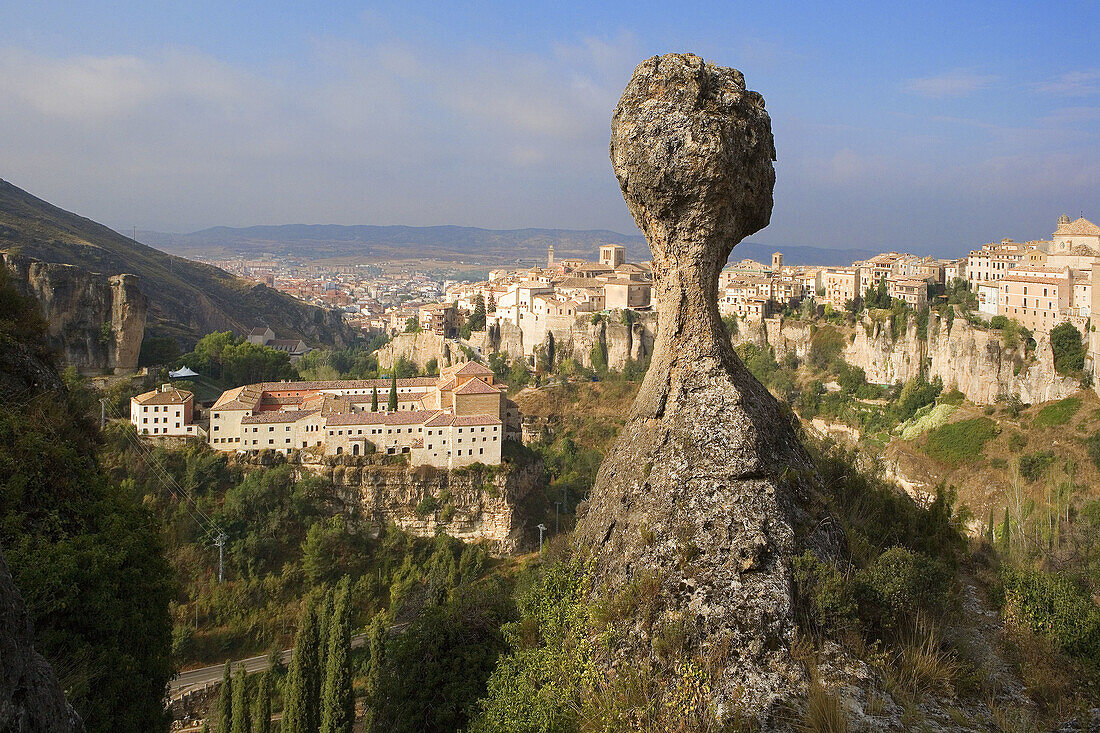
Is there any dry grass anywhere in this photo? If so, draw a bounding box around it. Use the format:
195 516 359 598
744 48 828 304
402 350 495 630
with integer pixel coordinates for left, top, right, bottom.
796 675 849 733
883 616 959 701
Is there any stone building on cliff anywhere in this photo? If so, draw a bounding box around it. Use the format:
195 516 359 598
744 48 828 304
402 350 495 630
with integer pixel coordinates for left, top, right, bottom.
207 361 519 469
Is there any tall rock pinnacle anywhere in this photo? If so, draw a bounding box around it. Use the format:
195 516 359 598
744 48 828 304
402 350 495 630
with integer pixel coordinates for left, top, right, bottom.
575 53 838 721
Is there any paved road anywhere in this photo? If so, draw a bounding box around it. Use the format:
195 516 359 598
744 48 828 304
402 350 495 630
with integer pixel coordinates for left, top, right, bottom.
170 633 368 701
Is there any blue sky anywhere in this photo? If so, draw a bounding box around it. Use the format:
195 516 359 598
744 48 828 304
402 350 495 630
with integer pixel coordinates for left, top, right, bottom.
1 1 1097 256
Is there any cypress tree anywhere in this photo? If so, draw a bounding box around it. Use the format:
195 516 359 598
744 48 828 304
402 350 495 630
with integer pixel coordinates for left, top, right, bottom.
253 670 272 733
999 507 1012 556
317 588 334 674
986 507 995 545
371 386 378 412
282 604 321 733
215 660 232 732
230 663 251 733
363 612 387 730
321 578 354 733
388 371 398 411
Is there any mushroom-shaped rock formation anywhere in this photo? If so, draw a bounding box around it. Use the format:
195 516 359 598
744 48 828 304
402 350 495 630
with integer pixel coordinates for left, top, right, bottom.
575 53 840 721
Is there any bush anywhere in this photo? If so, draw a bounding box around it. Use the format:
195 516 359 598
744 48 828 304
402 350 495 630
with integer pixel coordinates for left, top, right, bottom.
809 326 844 370
1034 397 1081 428
1002 566 1100 666
1050 322 1085 375
924 417 997 465
857 547 952 635
1019 451 1055 482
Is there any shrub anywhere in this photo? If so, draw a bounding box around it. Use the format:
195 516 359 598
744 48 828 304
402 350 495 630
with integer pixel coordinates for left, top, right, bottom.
1050 322 1085 375
415 494 439 516
810 326 844 370
924 417 997 465
793 552 857 637
1019 451 1055 482
1034 397 1081 428
1086 432 1100 471
856 547 953 635
1002 566 1100 666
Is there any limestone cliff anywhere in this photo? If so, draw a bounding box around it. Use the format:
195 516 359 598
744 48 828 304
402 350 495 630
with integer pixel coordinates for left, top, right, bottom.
292 456 545 555
2 252 146 373
0 548 85 732
387 311 657 373
574 54 840 722
739 312 1078 404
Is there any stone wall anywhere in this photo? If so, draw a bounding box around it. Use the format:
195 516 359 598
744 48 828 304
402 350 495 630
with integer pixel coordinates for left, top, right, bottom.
2 252 146 373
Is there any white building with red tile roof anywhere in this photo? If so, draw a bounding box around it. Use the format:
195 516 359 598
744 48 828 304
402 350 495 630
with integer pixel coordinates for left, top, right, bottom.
131 384 206 439
208 365 516 468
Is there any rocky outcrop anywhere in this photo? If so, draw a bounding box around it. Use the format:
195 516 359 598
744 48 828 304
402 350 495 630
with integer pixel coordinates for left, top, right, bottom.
377 331 459 371
2 253 146 373
574 54 839 722
741 312 1078 405
0 547 85 732
298 457 545 555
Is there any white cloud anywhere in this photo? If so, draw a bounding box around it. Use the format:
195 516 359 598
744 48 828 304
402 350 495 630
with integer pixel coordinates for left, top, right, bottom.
905 69 997 98
0 35 642 232
1034 70 1100 97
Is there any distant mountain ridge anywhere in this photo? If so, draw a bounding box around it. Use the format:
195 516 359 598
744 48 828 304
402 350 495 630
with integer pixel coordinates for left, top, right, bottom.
0 180 356 349
141 223 878 267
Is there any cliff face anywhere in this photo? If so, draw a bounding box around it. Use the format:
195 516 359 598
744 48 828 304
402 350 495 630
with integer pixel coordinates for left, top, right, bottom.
741 312 1078 404
2 252 146 372
377 331 459 371
299 457 545 555
0 549 85 732
391 311 658 373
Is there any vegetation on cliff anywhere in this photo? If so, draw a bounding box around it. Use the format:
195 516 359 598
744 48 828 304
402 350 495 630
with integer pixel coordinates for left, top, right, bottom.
0 267 174 732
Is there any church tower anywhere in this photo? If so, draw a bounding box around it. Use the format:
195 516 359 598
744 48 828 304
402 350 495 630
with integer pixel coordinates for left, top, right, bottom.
548 243 555 268
772 251 783 271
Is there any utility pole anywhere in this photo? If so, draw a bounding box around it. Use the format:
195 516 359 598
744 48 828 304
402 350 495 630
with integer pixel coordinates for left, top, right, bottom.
537 523 546 559
214 532 227 582
99 398 108 429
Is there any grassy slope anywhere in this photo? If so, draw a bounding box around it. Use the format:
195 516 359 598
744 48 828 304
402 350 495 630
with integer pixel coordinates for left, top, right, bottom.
886 391 1100 522
0 179 355 348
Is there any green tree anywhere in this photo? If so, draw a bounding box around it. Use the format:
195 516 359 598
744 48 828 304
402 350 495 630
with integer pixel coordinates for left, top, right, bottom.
487 293 496 313
321 578 354 733
371 385 379 412
405 316 420 333
254 670 273 733
469 294 486 331
282 604 321 733
0 265 175 732
216 661 232 732
230 664 251 733
317 588 335 673
388 371 399 411
1051 321 1085 374
363 612 387 732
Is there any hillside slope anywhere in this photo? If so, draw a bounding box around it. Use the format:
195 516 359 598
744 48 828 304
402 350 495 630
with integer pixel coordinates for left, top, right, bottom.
0 179 357 349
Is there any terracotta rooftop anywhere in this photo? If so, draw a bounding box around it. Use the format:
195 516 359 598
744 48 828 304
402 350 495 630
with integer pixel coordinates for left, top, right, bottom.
242 409 319 425
326 410 439 426
134 387 193 405
454 377 502 395
1055 217 1100 237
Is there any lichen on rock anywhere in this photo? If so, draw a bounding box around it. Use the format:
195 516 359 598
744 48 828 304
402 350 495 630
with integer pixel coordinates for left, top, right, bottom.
574 53 841 722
